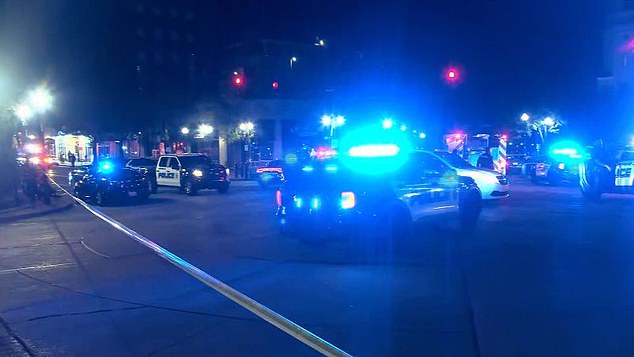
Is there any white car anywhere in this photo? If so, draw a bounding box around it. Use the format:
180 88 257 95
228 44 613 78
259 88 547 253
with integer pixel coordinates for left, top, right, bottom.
425 151 510 200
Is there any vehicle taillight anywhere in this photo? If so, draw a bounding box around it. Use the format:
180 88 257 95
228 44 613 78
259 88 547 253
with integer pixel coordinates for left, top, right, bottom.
276 190 282 207
340 191 356 209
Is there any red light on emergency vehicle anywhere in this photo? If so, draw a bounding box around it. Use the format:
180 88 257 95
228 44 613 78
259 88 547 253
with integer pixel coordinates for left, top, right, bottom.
276 190 282 207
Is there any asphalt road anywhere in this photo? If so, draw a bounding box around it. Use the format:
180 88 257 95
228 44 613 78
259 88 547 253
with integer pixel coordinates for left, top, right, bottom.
2 167 634 356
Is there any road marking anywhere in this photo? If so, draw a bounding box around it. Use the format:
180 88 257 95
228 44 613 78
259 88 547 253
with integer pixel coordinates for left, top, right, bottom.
0 262 76 275
47 176 351 357
80 237 112 258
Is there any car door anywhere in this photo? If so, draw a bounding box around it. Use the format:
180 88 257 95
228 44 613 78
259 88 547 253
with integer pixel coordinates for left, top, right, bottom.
164 157 182 187
397 153 458 221
156 157 172 186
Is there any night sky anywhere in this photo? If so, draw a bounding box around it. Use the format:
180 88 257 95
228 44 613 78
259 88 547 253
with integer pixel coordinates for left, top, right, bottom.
0 0 612 133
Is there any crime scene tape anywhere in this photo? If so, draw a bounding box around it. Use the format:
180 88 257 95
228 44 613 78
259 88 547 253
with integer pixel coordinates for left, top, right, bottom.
49 177 352 357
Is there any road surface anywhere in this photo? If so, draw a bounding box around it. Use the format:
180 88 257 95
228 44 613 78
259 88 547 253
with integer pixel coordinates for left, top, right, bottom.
1 167 634 356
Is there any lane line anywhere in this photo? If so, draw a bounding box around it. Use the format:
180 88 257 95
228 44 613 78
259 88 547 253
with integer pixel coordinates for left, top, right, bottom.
0 262 76 275
48 176 352 357
79 237 112 258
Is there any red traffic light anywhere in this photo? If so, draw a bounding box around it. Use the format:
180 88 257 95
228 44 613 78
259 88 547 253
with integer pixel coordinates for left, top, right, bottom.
442 65 463 86
233 75 243 87
272 81 279 89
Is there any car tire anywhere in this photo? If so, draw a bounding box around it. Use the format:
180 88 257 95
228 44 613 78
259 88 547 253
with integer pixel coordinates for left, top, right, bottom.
217 183 229 194
184 181 197 196
459 189 482 232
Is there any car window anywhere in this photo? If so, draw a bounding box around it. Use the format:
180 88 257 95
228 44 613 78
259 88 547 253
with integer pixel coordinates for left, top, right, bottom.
158 157 168 167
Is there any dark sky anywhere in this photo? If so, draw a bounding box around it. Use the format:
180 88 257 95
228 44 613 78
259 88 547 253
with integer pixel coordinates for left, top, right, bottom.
0 0 612 132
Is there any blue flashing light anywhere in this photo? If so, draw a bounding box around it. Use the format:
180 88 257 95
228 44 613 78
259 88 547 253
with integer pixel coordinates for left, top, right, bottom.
294 197 303 208
549 140 587 163
348 144 400 158
301 165 314 172
99 160 114 173
325 164 338 173
338 125 413 176
340 192 356 209
310 197 320 210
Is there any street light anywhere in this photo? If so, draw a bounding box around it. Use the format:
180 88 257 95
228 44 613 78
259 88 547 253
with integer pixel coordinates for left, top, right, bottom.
239 122 254 133
382 118 393 129
419 132 427 139
198 124 214 137
542 117 555 127
321 114 345 137
14 104 33 123
521 113 530 122
289 56 297 69
180 127 190 135
28 86 53 113
400 124 407 132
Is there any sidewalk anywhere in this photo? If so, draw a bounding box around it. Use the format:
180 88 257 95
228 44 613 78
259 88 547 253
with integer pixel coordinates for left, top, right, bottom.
0 193 74 224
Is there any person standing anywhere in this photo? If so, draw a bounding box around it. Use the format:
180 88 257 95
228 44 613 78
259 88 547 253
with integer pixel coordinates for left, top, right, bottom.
69 152 76 168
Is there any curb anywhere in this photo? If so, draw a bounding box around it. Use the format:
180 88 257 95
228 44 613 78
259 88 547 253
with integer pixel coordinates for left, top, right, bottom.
0 197 74 224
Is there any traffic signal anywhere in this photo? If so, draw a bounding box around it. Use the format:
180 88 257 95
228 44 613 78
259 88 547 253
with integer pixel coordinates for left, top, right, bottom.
446 68 458 82
233 75 243 87
442 65 463 87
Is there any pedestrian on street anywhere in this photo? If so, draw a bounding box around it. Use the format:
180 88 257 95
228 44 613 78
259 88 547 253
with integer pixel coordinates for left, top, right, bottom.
477 149 495 170
234 162 239 178
69 152 76 168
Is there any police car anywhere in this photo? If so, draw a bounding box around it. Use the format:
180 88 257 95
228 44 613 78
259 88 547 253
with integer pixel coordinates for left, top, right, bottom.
156 154 230 195
276 145 482 240
580 146 634 200
433 151 510 199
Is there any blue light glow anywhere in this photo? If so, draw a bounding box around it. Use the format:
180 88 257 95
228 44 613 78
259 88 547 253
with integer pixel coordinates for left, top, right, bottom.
338 125 413 175
294 197 303 208
325 164 338 173
99 160 114 173
340 192 356 209
310 197 320 209
549 140 587 163
301 165 314 172
348 144 400 157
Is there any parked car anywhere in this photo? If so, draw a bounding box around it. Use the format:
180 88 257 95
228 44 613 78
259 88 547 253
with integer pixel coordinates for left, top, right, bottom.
72 160 152 206
156 154 230 195
126 158 158 193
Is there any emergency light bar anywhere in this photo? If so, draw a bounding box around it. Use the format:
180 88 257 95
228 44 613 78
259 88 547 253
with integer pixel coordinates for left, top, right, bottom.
347 144 400 158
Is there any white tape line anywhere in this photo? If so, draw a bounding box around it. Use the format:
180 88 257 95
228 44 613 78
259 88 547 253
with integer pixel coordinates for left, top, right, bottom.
49 178 351 357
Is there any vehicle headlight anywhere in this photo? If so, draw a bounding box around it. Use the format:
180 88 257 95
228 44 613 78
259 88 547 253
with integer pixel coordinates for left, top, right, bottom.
192 169 203 178
225 168 230 176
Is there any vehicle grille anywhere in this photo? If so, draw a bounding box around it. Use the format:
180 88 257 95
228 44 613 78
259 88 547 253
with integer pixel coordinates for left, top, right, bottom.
496 175 509 185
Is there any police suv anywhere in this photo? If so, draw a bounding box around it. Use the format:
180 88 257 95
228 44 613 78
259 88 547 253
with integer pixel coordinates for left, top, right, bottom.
276 147 482 240
156 154 230 195
580 146 634 200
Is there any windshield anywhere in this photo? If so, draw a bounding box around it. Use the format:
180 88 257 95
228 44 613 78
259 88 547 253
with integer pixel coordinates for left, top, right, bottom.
178 156 211 168
2 2 628 357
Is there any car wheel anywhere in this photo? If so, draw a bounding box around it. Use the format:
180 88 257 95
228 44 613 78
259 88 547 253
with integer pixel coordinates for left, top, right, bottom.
184 181 197 196
217 183 229 194
459 189 482 231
